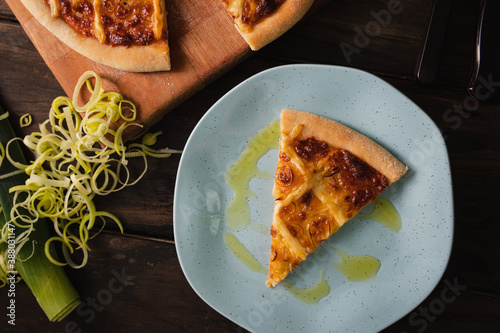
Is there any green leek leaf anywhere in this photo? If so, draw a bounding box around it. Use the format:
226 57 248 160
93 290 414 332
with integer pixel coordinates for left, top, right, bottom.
0 105 80 321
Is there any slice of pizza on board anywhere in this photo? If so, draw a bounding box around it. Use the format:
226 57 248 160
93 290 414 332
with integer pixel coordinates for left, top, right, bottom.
221 0 316 50
20 0 170 72
267 109 408 287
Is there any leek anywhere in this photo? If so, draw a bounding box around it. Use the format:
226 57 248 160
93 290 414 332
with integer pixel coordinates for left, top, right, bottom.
0 105 80 321
0 70 180 322
20 113 32 127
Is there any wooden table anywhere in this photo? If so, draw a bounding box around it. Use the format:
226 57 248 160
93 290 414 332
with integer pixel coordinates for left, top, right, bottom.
1 0 499 332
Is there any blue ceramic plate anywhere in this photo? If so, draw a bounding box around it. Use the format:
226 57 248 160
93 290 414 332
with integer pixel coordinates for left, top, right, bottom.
173 64 453 332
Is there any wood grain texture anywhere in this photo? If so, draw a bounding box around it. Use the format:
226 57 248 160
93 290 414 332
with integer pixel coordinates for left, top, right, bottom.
0 232 242 332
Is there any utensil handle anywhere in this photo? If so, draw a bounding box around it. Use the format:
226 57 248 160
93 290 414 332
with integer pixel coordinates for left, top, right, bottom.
468 0 500 102
415 0 453 85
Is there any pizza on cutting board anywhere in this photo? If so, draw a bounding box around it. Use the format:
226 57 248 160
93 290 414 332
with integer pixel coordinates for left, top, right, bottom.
19 0 316 72
267 110 407 287
20 0 171 72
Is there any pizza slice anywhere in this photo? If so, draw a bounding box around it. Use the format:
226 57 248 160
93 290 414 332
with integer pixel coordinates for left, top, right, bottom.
20 0 170 72
266 110 407 287
221 0 315 50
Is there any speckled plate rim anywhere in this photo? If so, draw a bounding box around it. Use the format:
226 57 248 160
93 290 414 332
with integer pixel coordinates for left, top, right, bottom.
173 64 454 333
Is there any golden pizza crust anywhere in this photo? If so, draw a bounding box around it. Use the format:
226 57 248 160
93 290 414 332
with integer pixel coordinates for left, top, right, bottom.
280 109 408 183
20 0 171 72
232 0 315 50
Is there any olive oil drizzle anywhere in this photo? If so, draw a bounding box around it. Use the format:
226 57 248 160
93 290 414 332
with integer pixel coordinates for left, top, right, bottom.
223 121 403 305
282 269 331 305
360 197 402 232
223 232 267 274
331 247 381 282
225 120 280 232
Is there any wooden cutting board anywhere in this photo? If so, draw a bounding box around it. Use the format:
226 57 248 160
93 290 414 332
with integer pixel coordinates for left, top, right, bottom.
6 0 327 138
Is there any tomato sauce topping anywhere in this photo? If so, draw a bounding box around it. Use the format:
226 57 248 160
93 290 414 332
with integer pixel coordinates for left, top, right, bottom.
289 136 389 211
241 0 286 25
47 0 166 47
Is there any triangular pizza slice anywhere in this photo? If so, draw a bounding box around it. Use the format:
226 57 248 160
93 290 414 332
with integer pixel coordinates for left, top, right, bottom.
266 110 408 287
220 0 316 50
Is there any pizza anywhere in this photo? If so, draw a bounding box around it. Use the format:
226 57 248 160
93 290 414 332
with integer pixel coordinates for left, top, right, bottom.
266 110 407 287
221 0 316 50
20 0 170 72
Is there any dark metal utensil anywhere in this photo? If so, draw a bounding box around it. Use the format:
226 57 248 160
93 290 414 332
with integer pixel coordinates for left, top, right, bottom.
468 0 500 102
415 0 453 85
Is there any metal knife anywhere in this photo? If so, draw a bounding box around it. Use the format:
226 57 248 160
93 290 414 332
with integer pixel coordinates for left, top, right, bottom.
415 0 453 86
468 0 500 102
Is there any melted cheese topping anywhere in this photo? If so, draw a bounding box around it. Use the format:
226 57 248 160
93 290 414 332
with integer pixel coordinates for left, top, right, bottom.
222 0 286 32
49 0 61 17
152 0 164 40
93 0 106 43
45 0 167 46
226 0 244 18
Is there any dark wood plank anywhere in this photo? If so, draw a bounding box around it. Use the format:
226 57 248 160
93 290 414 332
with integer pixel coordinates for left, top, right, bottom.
262 0 431 77
0 0 14 18
382 277 500 333
0 232 241 333
0 20 63 119
261 0 480 88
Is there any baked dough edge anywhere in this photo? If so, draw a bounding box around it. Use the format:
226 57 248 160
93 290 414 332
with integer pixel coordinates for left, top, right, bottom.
280 109 408 184
234 0 316 50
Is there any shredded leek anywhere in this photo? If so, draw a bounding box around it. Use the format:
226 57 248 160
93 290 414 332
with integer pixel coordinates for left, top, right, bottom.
0 71 181 321
0 111 8 121
0 142 4 169
1 107 80 322
2 70 180 268
20 113 33 127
